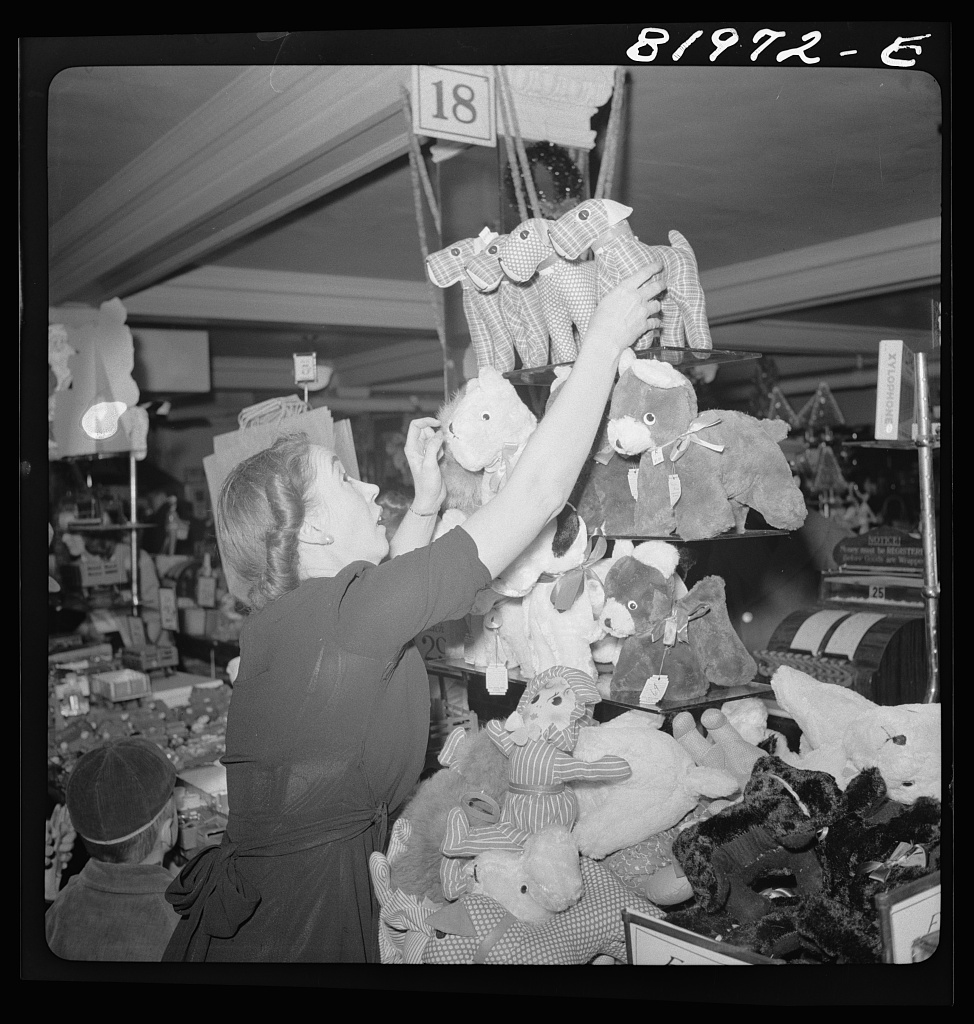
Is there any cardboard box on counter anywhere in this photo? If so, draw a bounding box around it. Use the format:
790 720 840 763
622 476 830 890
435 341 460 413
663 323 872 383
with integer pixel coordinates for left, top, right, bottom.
151 671 224 709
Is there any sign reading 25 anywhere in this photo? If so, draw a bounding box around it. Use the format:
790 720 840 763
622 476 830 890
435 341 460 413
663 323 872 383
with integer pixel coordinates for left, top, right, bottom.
411 66 496 147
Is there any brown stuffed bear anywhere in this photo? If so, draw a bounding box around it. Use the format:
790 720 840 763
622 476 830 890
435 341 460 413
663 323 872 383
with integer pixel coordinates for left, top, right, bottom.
599 540 757 703
605 350 807 540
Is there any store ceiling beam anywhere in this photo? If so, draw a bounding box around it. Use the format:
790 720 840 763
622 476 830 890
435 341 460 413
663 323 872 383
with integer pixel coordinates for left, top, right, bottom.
702 219 940 325
710 319 935 356
50 65 413 306
123 267 437 332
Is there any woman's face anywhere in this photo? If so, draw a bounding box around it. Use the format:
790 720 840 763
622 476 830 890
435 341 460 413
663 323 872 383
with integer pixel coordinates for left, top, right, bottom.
306 446 388 565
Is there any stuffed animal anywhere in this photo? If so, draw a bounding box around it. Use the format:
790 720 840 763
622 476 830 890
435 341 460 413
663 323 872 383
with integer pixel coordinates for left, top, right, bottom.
440 666 631 863
465 235 550 369
605 349 807 539
549 198 713 351
769 665 942 804
570 710 739 860
370 825 584 962
461 825 584 919
386 725 512 906
371 850 665 964
496 217 599 364
667 754 846 937
793 766 941 963
426 233 516 372
598 540 758 703
437 365 538 513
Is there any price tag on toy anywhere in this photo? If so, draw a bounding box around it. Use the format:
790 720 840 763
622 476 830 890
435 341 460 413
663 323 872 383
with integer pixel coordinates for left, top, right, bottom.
639 673 669 706
628 467 640 500
668 473 682 507
651 447 665 466
486 664 509 695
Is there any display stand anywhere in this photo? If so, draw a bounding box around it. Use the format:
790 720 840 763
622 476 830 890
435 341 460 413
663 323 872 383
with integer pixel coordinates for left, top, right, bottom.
845 350 941 703
58 451 151 616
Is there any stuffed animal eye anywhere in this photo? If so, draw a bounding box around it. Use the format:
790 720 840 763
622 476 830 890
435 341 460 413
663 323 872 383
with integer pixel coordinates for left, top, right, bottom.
450 248 461 256
578 209 589 220
530 694 540 704
488 245 498 254
520 885 528 894
627 600 638 611
519 230 529 239
642 412 656 426
551 696 562 706
481 412 490 421
901 780 915 787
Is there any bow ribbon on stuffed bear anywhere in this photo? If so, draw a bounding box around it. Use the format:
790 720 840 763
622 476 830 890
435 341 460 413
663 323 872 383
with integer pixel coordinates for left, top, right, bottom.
666 415 725 462
858 842 929 883
482 442 524 497
538 535 608 612
640 600 710 647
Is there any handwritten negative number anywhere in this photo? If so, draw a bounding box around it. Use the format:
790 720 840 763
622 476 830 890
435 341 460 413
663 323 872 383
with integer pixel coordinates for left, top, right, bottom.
432 81 478 124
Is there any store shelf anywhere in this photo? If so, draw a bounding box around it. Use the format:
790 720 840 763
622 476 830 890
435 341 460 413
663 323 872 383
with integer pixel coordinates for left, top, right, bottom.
424 657 772 728
503 348 762 386
61 522 152 532
841 349 940 704
600 528 789 542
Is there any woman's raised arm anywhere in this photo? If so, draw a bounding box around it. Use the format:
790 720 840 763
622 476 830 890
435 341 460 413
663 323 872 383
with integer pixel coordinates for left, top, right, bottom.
460 268 663 578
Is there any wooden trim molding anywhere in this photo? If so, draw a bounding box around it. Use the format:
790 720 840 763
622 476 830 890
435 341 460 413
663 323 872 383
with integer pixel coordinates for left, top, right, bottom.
123 267 437 332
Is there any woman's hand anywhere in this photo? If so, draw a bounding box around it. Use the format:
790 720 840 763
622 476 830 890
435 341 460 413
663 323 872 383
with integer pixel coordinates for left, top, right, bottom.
583 266 665 358
403 417 447 515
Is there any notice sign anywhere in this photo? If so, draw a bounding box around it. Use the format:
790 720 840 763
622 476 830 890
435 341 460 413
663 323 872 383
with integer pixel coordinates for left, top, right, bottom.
411 66 496 147
624 910 783 965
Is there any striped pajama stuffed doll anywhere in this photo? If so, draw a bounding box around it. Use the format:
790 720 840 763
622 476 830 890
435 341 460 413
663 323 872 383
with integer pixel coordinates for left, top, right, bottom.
440 666 632 896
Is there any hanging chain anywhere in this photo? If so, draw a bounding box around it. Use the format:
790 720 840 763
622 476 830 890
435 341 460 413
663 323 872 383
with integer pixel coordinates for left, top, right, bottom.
400 87 451 400
495 67 541 220
595 67 626 201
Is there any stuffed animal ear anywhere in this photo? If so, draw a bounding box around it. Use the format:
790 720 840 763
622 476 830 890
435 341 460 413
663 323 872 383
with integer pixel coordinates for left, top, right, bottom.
602 199 634 224
618 349 637 375
632 540 680 578
611 539 635 559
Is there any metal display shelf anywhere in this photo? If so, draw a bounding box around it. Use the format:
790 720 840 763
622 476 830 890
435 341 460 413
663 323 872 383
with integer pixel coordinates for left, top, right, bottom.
503 348 762 386
601 528 789 542
843 349 941 704
424 657 773 728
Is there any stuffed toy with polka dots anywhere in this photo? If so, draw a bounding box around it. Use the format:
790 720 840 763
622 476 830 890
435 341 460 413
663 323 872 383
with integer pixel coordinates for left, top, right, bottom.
496 217 598 365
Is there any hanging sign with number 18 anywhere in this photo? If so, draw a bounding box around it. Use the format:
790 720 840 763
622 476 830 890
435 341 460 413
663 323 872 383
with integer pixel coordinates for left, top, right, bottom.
411 65 496 148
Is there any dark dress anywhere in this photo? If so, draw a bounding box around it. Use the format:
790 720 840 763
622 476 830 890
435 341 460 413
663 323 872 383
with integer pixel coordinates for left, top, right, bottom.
163 526 491 962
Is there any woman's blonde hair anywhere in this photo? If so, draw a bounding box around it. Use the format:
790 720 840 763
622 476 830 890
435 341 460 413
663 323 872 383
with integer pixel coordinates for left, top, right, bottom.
216 432 317 611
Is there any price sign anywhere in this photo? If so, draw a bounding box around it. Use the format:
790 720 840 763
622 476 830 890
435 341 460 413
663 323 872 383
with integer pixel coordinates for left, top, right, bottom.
624 910 783 965
411 65 496 147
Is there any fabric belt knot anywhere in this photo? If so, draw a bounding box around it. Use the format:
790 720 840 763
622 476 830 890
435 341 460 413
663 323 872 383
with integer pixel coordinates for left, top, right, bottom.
163 836 260 960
